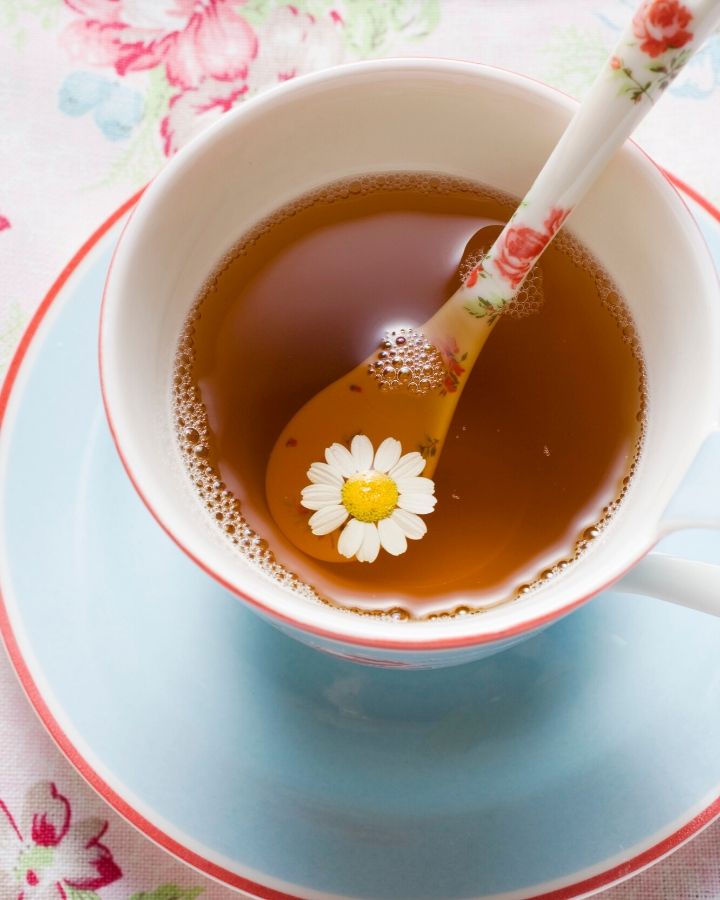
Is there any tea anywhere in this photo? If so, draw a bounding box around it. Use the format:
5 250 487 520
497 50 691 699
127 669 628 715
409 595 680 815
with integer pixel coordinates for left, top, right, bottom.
173 174 645 619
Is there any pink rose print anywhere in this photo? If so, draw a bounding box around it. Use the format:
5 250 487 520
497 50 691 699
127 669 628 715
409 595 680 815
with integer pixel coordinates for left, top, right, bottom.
0 216 10 231
244 5 345 93
160 78 249 154
632 0 693 58
493 207 569 289
62 0 258 90
63 1 347 157
0 782 121 897
440 337 466 394
493 228 545 288
464 261 483 288
542 206 569 236
443 337 460 357
161 4 345 154
63 0 259 155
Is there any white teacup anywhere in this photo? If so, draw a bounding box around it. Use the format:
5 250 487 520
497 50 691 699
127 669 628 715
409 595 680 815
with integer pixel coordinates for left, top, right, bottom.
101 60 720 669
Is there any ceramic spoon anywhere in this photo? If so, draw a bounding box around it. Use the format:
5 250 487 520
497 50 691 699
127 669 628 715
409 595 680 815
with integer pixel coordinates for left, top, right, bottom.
267 0 720 564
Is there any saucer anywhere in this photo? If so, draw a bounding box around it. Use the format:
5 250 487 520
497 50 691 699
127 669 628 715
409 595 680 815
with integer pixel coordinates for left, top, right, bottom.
1 185 720 899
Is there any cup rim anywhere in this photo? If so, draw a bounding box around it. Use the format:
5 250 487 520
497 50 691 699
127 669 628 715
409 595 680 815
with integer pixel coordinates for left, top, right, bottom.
99 57 718 651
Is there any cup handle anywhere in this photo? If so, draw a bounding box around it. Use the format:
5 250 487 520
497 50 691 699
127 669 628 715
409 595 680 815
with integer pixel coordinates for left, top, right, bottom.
615 428 720 616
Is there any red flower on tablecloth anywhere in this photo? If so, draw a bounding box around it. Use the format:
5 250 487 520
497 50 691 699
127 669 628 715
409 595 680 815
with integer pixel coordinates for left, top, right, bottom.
0 782 122 897
493 207 569 289
632 0 693 58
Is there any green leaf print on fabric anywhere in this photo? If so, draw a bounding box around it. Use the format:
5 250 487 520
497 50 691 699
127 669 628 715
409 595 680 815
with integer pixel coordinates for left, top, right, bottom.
541 26 613 98
90 67 172 189
0 302 28 377
241 0 276 25
342 0 441 55
388 0 441 39
0 0 61 48
241 0 439 44
244 0 334 22
130 886 204 900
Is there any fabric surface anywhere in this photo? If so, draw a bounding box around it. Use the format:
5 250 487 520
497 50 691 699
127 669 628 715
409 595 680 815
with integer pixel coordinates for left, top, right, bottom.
1 1 719 896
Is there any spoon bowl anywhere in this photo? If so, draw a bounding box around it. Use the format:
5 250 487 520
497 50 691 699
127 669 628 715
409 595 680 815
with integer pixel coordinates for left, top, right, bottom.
266 312 496 561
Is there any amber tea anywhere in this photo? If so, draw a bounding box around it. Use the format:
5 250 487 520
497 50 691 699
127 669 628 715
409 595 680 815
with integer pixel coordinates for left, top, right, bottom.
173 174 645 619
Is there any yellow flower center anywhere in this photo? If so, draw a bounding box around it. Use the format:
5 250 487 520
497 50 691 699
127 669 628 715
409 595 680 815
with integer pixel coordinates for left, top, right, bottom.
341 471 399 523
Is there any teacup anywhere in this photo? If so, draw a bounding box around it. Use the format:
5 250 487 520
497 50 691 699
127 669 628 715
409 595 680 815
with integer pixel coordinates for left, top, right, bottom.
100 60 720 669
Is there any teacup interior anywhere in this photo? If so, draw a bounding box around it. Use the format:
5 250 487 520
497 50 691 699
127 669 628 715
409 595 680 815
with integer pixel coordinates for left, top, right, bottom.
101 61 720 645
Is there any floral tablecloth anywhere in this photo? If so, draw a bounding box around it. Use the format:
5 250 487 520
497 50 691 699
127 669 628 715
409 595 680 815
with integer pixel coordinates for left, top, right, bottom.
1 1 719 897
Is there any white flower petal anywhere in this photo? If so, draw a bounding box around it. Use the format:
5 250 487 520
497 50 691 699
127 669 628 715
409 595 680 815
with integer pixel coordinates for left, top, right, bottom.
396 476 435 495
337 518 364 559
307 462 344 486
373 436 402 473
398 493 437 515
309 505 349 535
301 484 342 503
389 451 425 479
356 522 380 563
391 508 427 540
307 436 435 556
301 497 334 511
325 443 357 477
350 434 374 472
378 517 407 556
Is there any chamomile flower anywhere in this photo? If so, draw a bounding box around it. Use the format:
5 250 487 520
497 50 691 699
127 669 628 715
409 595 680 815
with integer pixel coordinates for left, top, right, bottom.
300 435 437 562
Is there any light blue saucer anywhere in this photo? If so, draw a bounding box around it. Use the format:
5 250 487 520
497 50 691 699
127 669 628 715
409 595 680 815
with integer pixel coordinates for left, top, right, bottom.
1 195 720 899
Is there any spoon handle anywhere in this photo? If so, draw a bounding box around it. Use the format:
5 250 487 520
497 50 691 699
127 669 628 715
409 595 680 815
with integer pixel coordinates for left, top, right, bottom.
458 0 720 319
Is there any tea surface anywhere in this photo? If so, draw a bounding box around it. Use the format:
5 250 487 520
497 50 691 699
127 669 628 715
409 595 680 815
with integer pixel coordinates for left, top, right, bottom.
174 175 644 618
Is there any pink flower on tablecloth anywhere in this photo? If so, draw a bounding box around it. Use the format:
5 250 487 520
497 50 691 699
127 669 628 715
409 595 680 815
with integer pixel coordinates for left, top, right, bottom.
160 78 249 154
62 0 258 90
63 1 346 156
161 4 345 154
0 782 122 897
0 216 10 231
244 5 345 94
